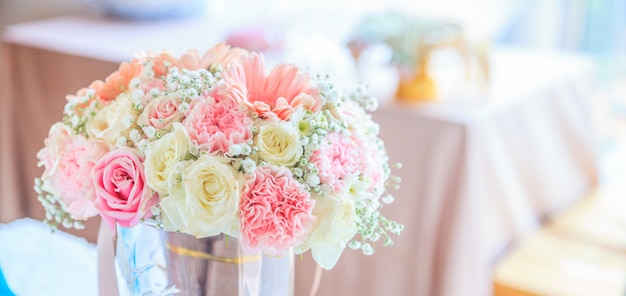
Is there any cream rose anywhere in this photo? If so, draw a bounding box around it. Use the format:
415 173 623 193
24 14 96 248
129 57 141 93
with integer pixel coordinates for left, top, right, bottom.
297 194 358 270
255 122 302 167
160 154 244 238
144 123 190 194
86 94 138 143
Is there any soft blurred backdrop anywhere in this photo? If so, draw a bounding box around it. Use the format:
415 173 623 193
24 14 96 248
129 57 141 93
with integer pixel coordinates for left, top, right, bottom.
1 0 626 295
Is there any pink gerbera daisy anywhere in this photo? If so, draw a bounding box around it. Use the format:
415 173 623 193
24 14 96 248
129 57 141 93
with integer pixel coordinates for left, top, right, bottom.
221 53 321 120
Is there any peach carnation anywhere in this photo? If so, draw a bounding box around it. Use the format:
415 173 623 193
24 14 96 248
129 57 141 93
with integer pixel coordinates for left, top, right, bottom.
93 60 144 103
52 136 110 220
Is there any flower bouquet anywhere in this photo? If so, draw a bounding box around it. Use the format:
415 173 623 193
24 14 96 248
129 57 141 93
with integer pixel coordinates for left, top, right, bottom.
35 43 402 294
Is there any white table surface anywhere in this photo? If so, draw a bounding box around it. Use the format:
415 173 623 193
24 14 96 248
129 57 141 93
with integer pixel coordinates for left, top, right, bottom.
1 14 358 88
0 219 97 296
2 15 226 63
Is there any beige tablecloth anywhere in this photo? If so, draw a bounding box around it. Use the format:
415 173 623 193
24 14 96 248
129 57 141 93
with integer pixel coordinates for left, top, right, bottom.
0 43 119 241
0 15 599 296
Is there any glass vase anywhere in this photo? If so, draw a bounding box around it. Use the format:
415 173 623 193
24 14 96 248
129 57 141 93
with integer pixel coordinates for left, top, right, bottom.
114 223 294 296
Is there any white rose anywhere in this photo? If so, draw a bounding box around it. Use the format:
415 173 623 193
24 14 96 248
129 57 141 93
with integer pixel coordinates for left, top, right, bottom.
343 174 369 202
297 193 358 270
255 122 302 167
160 154 244 238
144 123 190 194
86 94 138 143
159 183 187 232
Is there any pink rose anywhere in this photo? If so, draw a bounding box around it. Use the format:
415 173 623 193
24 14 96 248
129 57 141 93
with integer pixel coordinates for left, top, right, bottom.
309 133 360 193
137 95 183 133
93 148 158 232
184 97 252 154
240 165 316 255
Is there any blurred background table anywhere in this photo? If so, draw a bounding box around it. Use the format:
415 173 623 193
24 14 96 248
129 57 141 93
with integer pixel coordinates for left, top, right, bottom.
297 48 599 295
0 15 599 296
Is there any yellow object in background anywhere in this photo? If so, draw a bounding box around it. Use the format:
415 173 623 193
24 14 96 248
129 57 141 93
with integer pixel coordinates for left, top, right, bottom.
348 12 490 104
396 61 438 103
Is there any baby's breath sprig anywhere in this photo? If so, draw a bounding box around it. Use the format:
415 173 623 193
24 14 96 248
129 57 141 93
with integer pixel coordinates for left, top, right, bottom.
347 83 379 112
313 74 345 110
349 198 404 256
290 115 336 196
163 68 215 102
142 204 164 229
34 178 84 231
62 91 102 136
208 64 224 78
238 157 257 175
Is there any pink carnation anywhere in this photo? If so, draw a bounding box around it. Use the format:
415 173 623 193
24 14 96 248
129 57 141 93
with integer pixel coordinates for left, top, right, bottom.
309 133 360 193
93 148 158 233
184 97 252 154
240 165 316 255
51 135 109 220
353 133 387 196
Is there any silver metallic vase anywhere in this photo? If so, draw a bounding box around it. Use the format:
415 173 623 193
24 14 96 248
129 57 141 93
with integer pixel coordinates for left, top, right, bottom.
114 223 294 296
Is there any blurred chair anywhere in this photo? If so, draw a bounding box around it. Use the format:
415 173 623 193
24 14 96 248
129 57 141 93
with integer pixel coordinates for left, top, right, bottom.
494 188 626 296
